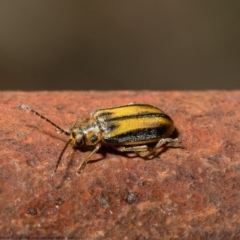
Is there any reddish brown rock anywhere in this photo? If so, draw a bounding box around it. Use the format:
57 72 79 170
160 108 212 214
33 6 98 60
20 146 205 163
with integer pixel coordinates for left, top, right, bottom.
0 91 240 239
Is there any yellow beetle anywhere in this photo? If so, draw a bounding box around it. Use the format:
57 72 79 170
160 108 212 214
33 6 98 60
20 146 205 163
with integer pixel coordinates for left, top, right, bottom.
20 103 179 176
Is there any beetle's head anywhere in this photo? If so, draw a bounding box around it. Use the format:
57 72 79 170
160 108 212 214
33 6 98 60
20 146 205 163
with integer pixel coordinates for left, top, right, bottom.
69 127 85 147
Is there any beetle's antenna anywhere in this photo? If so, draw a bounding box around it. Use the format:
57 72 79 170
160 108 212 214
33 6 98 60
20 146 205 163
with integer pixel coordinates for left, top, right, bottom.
19 104 70 136
51 139 71 178
51 117 81 178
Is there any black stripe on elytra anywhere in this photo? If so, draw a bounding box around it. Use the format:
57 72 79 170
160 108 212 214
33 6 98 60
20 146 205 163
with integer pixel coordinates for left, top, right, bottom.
107 112 172 122
97 111 171 122
103 126 169 143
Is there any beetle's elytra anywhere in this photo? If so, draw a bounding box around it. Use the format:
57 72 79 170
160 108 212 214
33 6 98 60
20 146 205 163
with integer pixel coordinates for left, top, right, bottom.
19 103 179 176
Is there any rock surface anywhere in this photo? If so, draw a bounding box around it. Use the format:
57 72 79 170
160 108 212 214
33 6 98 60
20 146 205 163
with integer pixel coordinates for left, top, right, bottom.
0 91 239 239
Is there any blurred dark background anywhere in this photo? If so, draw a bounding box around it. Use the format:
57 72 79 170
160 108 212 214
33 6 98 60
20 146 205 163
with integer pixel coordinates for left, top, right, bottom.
0 1 239 90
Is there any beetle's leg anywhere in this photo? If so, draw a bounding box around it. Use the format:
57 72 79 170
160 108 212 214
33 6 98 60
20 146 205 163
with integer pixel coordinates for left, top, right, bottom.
113 138 180 157
77 143 101 174
138 138 180 157
112 145 149 152
155 138 179 149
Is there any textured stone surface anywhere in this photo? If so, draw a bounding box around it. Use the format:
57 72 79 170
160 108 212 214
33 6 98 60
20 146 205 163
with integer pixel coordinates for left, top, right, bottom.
0 91 239 239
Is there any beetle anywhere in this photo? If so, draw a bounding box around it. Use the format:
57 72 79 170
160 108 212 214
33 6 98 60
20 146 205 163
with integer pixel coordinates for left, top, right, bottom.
19 103 179 176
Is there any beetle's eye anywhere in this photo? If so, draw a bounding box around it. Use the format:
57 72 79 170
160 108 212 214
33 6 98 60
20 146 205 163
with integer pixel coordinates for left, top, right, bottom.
75 138 83 146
